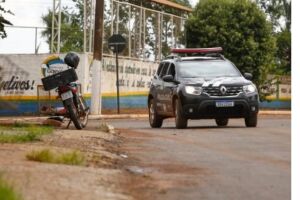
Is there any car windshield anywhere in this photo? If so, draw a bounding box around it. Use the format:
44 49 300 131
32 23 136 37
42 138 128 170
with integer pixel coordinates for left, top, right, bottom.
178 60 241 78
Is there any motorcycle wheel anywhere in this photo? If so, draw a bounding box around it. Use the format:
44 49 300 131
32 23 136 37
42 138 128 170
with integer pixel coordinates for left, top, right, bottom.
77 96 89 128
66 100 83 130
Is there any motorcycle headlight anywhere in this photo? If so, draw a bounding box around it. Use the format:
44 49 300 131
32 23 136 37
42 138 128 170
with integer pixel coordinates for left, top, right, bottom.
185 86 202 95
243 84 256 94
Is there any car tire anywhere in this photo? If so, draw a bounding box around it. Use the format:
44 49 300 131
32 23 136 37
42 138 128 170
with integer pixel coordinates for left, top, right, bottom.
149 99 163 128
174 99 187 129
215 118 229 126
245 114 257 127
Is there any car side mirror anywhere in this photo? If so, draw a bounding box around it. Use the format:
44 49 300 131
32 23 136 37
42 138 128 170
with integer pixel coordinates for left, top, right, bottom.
244 73 253 80
162 75 174 82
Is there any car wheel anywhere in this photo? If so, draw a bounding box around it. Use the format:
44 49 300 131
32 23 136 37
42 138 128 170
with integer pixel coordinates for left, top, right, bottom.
174 99 187 129
149 99 163 128
245 114 257 127
215 118 229 126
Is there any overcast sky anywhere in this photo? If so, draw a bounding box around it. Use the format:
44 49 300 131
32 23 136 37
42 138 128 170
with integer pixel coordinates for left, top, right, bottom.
0 0 76 53
190 0 198 7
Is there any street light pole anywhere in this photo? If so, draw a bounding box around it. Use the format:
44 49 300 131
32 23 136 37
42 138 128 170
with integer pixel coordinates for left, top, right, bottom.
115 45 120 114
90 0 104 115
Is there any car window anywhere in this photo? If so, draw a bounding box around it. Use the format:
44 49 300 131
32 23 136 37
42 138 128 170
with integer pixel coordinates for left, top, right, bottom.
159 62 170 78
156 63 164 77
178 60 241 78
167 63 176 77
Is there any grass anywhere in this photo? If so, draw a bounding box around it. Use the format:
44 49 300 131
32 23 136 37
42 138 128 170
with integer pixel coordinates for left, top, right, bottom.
26 149 85 166
0 123 53 143
0 176 22 200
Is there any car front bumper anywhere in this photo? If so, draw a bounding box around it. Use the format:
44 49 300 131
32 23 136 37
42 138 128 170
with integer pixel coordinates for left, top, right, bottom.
180 93 259 119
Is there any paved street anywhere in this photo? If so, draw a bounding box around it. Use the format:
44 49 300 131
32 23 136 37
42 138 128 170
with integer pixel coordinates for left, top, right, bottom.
91 115 291 200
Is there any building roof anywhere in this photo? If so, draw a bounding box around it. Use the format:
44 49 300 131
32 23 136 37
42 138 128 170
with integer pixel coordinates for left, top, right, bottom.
151 0 193 12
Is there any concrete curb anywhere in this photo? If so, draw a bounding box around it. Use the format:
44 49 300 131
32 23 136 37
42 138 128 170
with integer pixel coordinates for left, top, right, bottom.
89 114 148 120
91 110 291 119
258 110 291 115
0 110 291 123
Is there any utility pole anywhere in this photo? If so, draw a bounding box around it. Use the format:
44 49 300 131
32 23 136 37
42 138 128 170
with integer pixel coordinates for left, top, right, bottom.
51 0 61 53
90 0 104 115
83 0 87 52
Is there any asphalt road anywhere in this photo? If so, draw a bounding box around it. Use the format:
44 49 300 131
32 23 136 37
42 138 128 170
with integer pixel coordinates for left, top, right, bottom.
91 116 291 200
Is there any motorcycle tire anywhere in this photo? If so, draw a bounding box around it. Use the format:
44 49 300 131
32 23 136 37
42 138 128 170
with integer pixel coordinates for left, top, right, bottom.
77 96 89 128
66 100 83 130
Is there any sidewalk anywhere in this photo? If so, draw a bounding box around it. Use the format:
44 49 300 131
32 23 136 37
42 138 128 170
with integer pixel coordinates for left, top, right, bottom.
89 110 291 120
0 110 291 123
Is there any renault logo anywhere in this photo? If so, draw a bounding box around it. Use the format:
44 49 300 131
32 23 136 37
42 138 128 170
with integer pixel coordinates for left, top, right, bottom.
220 86 227 95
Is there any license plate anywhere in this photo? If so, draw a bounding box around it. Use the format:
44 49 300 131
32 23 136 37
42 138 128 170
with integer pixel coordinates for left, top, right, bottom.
216 101 234 107
61 91 73 100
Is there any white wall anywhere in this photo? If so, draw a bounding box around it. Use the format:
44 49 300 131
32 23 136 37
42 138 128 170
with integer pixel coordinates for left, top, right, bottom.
0 54 158 98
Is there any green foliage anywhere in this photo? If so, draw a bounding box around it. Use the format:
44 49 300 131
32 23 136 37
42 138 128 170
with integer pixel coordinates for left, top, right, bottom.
59 151 85 165
112 0 191 58
0 5 13 39
172 0 191 7
275 29 291 74
255 0 291 31
42 0 191 56
186 0 276 99
26 149 85 166
0 176 22 200
255 0 291 74
41 0 84 52
0 124 53 143
125 0 191 12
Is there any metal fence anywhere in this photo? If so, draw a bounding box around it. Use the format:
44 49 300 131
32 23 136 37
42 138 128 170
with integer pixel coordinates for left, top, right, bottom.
0 0 187 61
104 0 187 61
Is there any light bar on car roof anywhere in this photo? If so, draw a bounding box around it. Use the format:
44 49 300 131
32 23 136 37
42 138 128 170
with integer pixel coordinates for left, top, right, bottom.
171 47 223 54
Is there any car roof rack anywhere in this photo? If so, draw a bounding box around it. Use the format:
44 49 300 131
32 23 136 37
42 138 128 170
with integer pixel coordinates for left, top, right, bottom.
167 47 226 61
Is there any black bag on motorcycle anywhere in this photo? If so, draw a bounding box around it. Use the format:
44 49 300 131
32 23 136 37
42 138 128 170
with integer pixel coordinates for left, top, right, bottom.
41 68 78 91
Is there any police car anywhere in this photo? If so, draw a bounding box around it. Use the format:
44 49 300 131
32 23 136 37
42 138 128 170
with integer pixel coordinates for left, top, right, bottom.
148 47 259 129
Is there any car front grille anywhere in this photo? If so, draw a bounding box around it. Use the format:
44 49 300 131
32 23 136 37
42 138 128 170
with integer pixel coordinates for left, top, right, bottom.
203 86 243 97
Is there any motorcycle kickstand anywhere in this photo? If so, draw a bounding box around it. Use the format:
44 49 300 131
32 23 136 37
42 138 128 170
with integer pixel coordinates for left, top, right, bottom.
66 119 72 129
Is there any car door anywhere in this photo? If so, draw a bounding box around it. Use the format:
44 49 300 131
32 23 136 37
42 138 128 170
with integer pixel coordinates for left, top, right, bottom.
163 63 177 115
156 62 170 114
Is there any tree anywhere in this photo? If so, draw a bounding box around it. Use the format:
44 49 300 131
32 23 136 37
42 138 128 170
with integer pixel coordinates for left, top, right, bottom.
42 0 190 54
255 0 291 31
41 0 84 52
173 0 191 7
185 0 276 99
0 4 13 39
108 0 190 59
275 29 291 74
255 0 291 74
125 0 191 13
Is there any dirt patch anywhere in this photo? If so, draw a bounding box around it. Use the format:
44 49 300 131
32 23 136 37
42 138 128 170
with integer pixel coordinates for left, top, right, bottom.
145 163 207 175
118 160 210 200
117 128 155 138
116 128 213 200
0 127 133 200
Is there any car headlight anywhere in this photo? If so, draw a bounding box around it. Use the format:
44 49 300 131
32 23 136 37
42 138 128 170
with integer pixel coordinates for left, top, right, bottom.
243 84 256 94
185 86 202 95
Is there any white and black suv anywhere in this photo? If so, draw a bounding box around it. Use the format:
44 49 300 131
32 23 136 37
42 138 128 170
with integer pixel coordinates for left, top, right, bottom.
148 47 259 129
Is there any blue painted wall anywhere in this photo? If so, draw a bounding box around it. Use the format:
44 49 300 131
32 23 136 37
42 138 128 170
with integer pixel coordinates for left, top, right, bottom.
259 100 291 109
0 96 291 116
